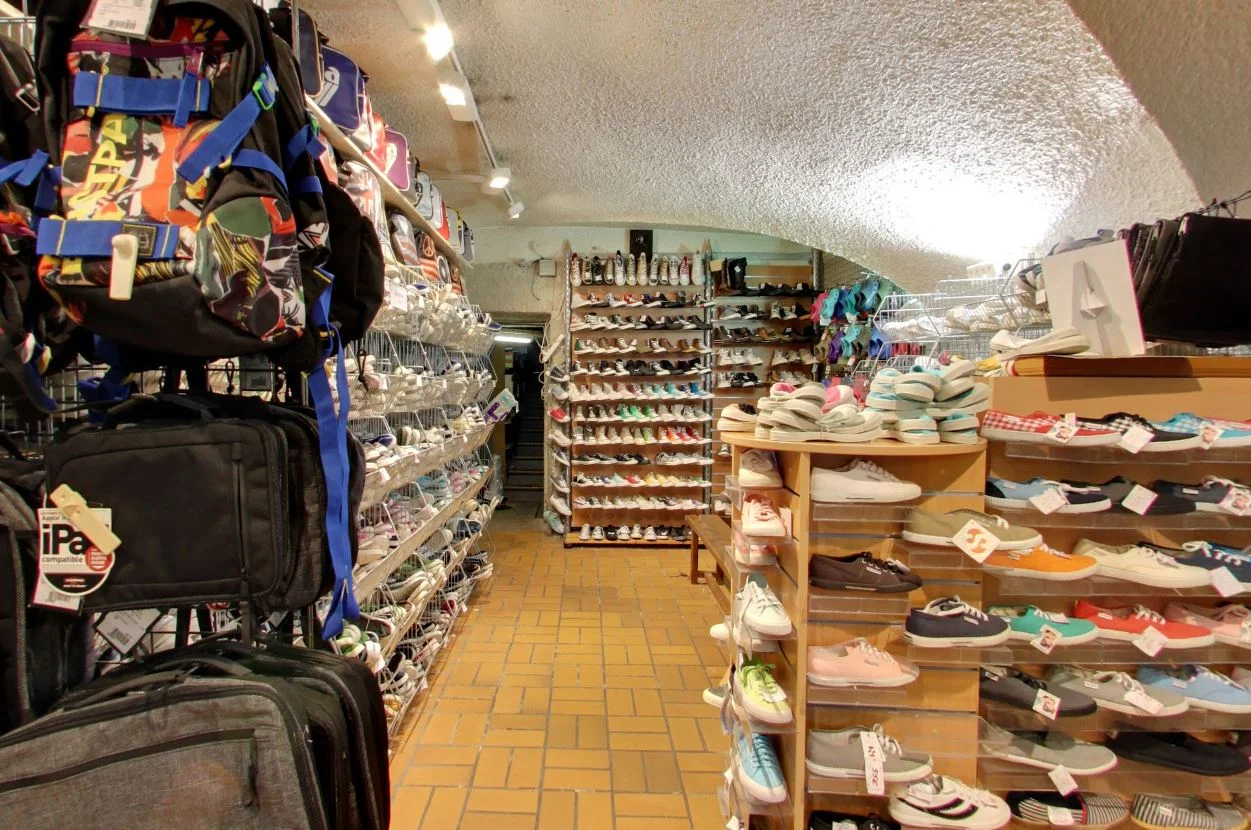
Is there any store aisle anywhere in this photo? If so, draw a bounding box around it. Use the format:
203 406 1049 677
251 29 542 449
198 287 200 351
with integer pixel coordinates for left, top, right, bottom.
388 511 730 829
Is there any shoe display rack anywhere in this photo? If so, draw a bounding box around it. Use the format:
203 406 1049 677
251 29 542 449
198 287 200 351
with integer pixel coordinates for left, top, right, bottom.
717 433 989 830
711 251 822 511
561 251 714 545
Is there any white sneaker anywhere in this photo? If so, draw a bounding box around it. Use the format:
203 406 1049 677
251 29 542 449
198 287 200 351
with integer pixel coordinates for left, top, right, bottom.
579 525 591 541
990 327 1090 359
811 459 922 504
1072 540 1212 589
741 494 786 537
739 449 782 488
643 526 657 542
592 526 605 541
890 776 1010 830
737 575 792 636
708 621 778 652
549 495 571 516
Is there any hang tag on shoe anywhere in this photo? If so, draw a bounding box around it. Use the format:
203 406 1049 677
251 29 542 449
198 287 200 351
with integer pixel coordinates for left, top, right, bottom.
1211 566 1243 598
1046 420 1076 444
952 519 998 564
1132 627 1168 658
1118 424 1155 453
723 767 734 786
1049 765 1079 796
1033 688 1061 719
1124 684 1165 712
1121 485 1157 515
860 730 886 796
1200 422 1224 449
1219 486 1251 516
1030 625 1061 655
1029 488 1068 515
1047 806 1075 826
726 817 742 830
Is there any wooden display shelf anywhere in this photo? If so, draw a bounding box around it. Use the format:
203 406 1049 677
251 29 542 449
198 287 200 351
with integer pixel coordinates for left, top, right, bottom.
724 433 987 456
306 99 470 273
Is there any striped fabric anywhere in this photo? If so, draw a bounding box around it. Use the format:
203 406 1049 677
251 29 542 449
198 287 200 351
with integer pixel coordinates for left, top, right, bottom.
1012 792 1127 827
1131 795 1247 830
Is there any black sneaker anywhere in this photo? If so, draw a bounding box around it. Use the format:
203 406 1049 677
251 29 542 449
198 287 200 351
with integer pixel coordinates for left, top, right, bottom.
904 597 1010 647
656 526 670 539
1104 731 1251 776
1076 412 1204 452
1007 792 1128 829
1152 476 1246 513
1067 476 1196 514
809 552 922 593
591 256 604 284
979 666 1097 717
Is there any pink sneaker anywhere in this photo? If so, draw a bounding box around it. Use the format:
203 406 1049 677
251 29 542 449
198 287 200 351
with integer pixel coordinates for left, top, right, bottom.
768 381 797 399
822 384 855 412
807 638 919 687
1165 602 1251 647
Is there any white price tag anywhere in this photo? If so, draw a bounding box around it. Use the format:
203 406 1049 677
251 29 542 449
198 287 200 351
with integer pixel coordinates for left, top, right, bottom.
1035 289 1048 306
1033 688 1061 719
952 518 999 563
1132 627 1168 659
1048 806 1075 826
1049 765 1079 795
1211 566 1244 598
86 0 158 37
860 730 886 796
1030 625 1062 655
1219 487 1251 516
726 818 741 830
390 282 410 312
31 576 82 611
723 768 734 785
1029 488 1069 515
1117 424 1155 453
1124 685 1165 713
95 609 161 654
1121 484 1157 515
1201 422 1224 449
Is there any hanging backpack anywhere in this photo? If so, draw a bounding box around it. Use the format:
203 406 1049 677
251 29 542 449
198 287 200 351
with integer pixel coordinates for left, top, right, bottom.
323 182 384 343
383 127 415 199
340 160 396 266
413 169 434 218
314 46 375 153
267 3 326 98
388 210 421 268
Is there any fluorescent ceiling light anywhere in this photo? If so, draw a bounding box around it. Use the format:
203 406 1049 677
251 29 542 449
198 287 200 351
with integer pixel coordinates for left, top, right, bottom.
494 334 532 344
436 70 478 121
508 202 524 220
487 167 511 189
423 23 453 61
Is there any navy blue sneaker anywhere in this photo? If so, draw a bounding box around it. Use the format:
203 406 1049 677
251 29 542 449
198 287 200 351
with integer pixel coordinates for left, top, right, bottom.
904 596 1010 648
1155 541 1251 590
1152 476 1249 513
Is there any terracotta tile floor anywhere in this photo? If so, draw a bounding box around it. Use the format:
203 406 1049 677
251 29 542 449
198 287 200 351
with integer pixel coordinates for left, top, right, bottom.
388 511 729 829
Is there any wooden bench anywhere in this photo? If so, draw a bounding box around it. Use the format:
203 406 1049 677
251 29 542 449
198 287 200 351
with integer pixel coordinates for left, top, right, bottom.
686 514 732 586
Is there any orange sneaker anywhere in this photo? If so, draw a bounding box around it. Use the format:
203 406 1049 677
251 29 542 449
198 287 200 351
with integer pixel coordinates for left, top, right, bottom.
982 545 1097 581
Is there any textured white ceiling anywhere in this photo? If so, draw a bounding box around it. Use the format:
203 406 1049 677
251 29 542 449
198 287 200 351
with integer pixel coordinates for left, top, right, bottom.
305 0 1204 289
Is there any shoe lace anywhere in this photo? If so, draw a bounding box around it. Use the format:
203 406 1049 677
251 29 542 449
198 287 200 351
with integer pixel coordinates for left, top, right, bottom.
939 596 986 620
882 556 912 574
1130 545 1181 568
1133 605 1167 625
867 723 903 756
1202 475 1239 489
1113 672 1149 696
1032 608 1070 623
850 638 898 665
1183 541 1244 564
740 661 780 695
854 459 894 480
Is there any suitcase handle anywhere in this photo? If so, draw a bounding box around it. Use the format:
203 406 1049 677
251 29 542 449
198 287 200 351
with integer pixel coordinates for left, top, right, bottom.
102 392 215 428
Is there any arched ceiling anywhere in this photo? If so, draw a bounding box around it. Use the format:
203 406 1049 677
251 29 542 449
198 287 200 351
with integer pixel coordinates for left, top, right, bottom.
306 0 1214 289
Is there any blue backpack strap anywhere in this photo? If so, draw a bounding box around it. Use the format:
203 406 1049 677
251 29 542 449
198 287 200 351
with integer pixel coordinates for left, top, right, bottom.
36 218 180 258
77 365 132 423
232 149 288 193
284 123 323 172
305 267 357 637
72 71 211 118
177 65 278 183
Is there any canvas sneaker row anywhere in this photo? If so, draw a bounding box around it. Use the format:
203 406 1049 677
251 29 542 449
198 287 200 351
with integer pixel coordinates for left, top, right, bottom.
812 459 921 504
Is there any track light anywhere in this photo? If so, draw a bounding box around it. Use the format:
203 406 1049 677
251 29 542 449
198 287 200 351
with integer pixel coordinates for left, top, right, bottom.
438 82 465 107
487 167 511 189
494 334 532 344
508 202 524 220
436 70 477 121
423 23 453 61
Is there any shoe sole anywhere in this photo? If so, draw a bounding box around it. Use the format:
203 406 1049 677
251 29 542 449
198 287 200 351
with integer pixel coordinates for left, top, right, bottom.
903 629 1011 647
1132 818 1246 830
806 671 917 688
985 495 1112 514
732 760 787 804
986 748 1117 776
981 427 1122 447
1093 564 1212 589
809 577 915 593
1094 697 1190 717
1091 628 1216 648
900 530 1041 550
983 563 1101 581
804 758 932 781
1005 626 1100 644
702 688 725 708
1187 698 1251 714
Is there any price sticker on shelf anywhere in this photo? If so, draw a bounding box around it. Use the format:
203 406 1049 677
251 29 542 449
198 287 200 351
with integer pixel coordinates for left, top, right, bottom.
1124 684 1165 713
1047 806 1075 826
1030 625 1062 655
1117 424 1155 453
1033 688 1062 720
952 519 998 564
1132 626 1168 659
1121 484 1158 516
1211 566 1243 598
1200 422 1224 449
1219 486 1251 516
860 729 886 796
1049 765 1079 796
1028 488 1069 515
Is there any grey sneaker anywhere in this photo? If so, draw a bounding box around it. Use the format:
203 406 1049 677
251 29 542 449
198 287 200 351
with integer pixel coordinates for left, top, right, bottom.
1132 795 1247 830
1047 667 1189 717
983 726 1117 775
806 724 932 781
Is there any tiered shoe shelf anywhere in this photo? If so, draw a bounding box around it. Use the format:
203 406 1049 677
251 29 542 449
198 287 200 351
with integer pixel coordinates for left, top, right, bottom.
564 258 714 546
721 433 987 830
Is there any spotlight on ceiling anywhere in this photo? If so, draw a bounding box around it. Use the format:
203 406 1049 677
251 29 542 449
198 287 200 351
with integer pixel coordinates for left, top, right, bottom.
494 334 532 345
436 70 477 121
507 202 524 220
487 167 511 190
422 22 453 61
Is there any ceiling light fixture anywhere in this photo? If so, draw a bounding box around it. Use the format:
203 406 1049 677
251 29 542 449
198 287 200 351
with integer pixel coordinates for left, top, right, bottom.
494 334 532 344
436 70 478 121
508 202 525 220
422 22 453 61
487 167 511 189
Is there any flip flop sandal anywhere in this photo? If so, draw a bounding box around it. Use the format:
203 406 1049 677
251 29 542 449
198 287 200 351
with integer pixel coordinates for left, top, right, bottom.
929 381 990 410
888 416 940 445
940 358 976 382
936 376 975 401
869 368 902 395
